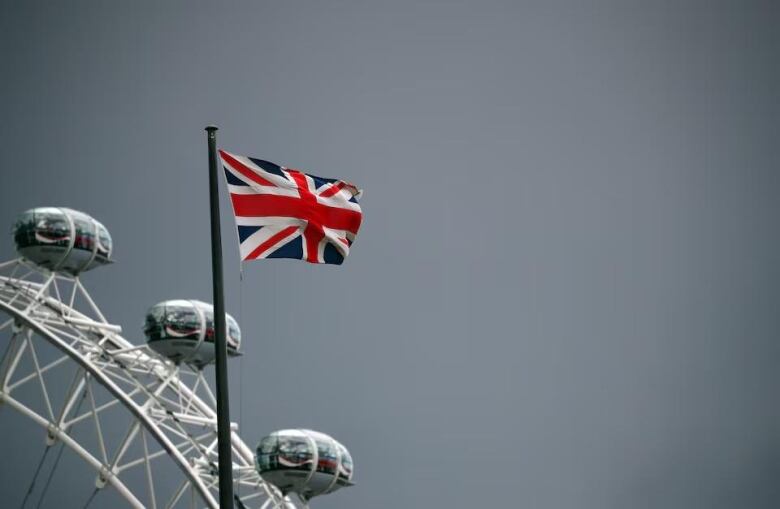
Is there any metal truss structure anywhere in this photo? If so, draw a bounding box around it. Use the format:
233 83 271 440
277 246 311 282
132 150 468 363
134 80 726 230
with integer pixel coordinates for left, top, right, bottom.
0 258 301 509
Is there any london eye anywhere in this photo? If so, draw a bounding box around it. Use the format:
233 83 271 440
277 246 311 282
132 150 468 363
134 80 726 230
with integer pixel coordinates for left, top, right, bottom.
0 208 353 508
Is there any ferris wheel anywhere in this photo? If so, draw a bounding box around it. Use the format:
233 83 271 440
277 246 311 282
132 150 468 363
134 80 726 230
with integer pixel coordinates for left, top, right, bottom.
0 208 353 509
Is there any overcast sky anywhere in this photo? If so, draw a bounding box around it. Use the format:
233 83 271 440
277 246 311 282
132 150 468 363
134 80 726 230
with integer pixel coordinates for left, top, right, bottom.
1 1 779 508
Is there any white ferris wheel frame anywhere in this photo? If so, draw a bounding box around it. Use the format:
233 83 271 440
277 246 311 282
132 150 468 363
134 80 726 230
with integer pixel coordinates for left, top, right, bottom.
0 258 303 509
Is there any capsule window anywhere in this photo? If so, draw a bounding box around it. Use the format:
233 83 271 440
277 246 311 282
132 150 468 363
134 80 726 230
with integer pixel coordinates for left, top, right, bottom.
203 314 215 343
257 435 278 470
164 305 201 339
144 305 167 341
69 214 94 252
13 211 38 248
338 444 353 479
17 209 71 249
316 440 339 475
277 436 314 471
96 224 112 258
227 316 241 350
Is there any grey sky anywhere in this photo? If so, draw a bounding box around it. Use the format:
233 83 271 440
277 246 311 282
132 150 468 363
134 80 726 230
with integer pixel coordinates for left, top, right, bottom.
1 1 779 508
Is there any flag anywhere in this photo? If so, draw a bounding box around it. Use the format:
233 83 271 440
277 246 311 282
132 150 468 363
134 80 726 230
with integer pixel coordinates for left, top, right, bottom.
219 150 363 265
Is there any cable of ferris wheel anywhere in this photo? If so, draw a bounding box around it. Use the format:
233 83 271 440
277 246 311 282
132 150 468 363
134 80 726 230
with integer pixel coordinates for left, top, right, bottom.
81 487 99 509
30 441 64 509
0 330 16 369
19 445 51 509
35 389 89 509
0 329 22 385
20 365 89 509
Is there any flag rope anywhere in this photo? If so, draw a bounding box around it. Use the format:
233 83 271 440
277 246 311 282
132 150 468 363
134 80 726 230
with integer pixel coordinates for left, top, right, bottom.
238 268 244 497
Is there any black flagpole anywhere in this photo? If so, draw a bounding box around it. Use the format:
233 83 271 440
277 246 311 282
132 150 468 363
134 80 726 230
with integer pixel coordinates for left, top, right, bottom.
205 125 234 508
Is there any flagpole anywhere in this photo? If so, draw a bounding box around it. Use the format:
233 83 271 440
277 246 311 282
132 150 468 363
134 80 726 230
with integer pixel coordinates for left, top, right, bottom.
205 125 234 508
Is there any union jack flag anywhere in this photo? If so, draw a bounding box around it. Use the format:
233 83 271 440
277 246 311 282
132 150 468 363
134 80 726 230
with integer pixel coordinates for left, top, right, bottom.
219 150 363 265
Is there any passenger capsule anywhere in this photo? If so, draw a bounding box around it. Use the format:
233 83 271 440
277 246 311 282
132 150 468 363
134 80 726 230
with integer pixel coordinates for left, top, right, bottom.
256 430 354 501
13 207 113 275
143 300 241 368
